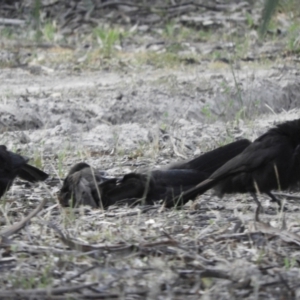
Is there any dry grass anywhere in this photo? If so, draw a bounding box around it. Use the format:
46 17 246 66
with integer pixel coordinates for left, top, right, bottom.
1 172 300 299
0 3 300 298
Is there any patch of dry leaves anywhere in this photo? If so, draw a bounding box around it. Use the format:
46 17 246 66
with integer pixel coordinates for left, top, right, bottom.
1 189 300 299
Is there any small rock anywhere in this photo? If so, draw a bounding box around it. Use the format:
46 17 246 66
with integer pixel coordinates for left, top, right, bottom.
116 92 123 100
18 132 31 144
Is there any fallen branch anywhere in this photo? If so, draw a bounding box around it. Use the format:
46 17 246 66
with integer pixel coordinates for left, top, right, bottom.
49 223 178 259
95 1 230 12
0 282 98 299
0 197 47 238
255 221 300 247
273 192 300 200
0 18 25 26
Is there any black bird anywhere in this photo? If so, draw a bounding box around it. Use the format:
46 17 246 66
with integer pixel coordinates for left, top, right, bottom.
58 162 118 208
173 119 300 220
0 145 49 197
58 139 251 208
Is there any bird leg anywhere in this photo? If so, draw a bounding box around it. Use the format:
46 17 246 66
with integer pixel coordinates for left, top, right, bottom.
265 191 282 210
250 192 262 222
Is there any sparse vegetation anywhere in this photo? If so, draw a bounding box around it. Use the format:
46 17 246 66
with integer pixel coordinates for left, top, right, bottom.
0 1 300 298
57 150 67 178
42 21 57 42
93 27 126 58
286 22 300 53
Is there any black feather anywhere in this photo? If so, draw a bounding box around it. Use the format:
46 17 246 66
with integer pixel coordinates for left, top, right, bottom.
59 139 251 208
0 145 48 197
173 119 300 218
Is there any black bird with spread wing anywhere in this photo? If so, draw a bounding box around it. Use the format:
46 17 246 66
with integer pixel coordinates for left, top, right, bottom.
0 145 48 197
173 119 300 219
58 139 251 208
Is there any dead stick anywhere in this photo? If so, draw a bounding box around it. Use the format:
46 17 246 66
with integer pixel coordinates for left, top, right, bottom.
0 282 98 297
0 197 47 238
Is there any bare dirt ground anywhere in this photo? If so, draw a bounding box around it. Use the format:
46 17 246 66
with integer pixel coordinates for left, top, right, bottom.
1 1 300 299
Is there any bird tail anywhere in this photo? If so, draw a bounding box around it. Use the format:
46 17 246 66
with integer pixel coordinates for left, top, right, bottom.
170 139 251 174
18 164 49 182
163 139 251 208
164 178 218 208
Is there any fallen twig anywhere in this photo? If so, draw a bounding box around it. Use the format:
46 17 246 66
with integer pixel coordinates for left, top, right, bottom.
0 282 98 298
273 192 300 200
0 197 47 238
0 18 25 26
255 221 300 247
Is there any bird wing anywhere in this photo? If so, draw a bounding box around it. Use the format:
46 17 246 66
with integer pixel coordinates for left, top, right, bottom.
18 164 48 182
168 139 251 173
210 136 289 180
